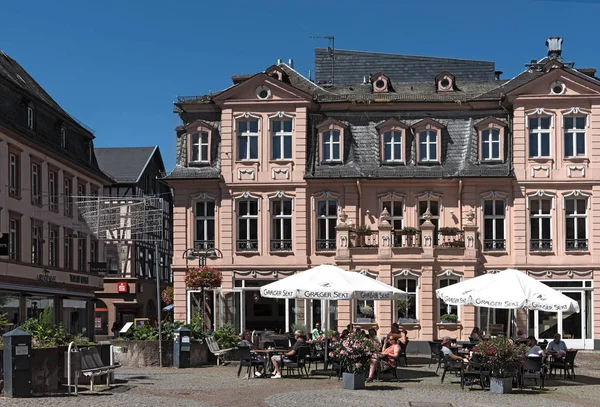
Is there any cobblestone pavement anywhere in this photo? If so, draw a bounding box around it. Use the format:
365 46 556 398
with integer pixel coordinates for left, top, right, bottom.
2 353 600 407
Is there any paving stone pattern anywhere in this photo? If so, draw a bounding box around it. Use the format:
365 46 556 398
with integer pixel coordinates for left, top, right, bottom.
2 353 600 407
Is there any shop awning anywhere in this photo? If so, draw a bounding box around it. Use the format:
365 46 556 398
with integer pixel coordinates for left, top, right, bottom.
0 282 96 298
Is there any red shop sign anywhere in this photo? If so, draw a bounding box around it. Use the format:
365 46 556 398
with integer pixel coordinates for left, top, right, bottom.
117 282 129 293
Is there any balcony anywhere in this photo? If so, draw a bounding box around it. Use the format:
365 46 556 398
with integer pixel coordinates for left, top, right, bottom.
530 239 553 252
566 239 588 252
316 239 336 252
271 239 293 252
392 231 421 248
350 231 379 248
436 231 465 248
237 240 258 252
195 240 216 251
483 239 506 252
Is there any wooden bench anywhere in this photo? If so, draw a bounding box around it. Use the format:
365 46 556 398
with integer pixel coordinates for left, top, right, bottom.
80 347 121 391
206 336 235 366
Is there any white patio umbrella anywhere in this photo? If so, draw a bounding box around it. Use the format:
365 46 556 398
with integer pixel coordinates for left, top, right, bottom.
436 269 580 313
260 264 406 301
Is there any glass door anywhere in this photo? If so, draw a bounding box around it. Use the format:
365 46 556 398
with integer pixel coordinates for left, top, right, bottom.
561 291 585 349
213 289 243 334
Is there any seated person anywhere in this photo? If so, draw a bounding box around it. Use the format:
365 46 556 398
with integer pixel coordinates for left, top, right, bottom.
441 336 468 363
368 328 382 350
546 333 568 358
270 330 306 379
514 329 527 342
238 331 264 377
525 335 544 357
331 330 340 342
366 333 401 382
340 329 349 339
387 322 400 338
399 329 409 353
469 327 481 342
311 322 324 342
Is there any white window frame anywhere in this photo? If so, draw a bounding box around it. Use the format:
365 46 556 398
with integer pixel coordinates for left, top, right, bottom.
394 275 419 321
438 276 460 320
483 198 506 247
528 116 552 158
381 198 403 230
49 228 57 267
237 199 259 250
90 239 97 263
481 128 501 161
237 119 259 161
9 153 19 196
64 231 72 269
316 199 338 243
191 132 209 162
418 130 438 162
31 163 40 204
64 178 72 216
383 130 403 163
194 200 215 244
529 197 553 250
271 119 293 160
27 105 34 130
32 225 41 265
49 171 58 211
418 198 440 245
78 235 87 271
563 116 586 158
60 126 67 149
565 197 587 250
270 199 293 249
322 130 341 162
354 299 376 323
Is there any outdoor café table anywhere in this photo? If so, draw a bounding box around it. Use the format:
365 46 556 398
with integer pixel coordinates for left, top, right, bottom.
251 349 289 375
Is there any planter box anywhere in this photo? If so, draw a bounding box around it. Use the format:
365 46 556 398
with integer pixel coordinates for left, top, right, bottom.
108 340 208 368
342 372 365 390
356 318 374 324
490 377 513 394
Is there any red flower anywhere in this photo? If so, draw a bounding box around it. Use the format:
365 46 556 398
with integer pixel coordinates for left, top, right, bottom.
185 266 222 289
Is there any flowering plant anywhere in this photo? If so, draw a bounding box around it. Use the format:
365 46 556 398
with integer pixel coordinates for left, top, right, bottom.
472 337 527 378
161 286 174 305
329 332 377 374
185 266 222 289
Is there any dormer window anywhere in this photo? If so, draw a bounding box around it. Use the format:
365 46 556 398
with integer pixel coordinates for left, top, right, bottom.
435 72 455 92
60 125 67 149
185 120 215 164
317 118 346 163
371 73 391 93
413 118 443 164
376 119 408 164
27 103 35 130
475 117 506 162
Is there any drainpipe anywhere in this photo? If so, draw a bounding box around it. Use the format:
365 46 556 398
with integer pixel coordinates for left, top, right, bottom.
356 179 362 226
499 96 513 177
458 179 463 228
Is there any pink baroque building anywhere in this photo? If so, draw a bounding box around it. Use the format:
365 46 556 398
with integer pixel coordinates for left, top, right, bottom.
165 38 600 350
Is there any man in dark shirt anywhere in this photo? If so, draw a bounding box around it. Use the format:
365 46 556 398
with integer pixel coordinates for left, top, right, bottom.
270 330 306 379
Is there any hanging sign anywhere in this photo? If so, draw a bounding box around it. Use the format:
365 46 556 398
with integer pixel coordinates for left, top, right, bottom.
117 282 129 293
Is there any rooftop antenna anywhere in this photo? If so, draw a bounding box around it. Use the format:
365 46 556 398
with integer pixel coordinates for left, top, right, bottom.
310 35 335 86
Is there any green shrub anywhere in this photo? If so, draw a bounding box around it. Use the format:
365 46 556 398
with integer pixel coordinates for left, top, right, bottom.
213 324 239 349
20 308 80 348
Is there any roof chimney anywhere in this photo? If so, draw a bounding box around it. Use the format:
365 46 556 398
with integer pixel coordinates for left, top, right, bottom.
494 71 503 80
288 58 294 69
277 58 282 65
546 37 563 60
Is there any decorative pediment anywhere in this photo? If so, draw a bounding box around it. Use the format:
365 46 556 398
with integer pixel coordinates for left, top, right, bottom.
233 112 262 131
190 192 216 201
233 191 261 210
506 68 600 98
526 190 555 209
267 191 295 210
316 118 347 131
436 269 462 278
415 191 443 209
313 191 341 200
481 191 508 200
561 107 590 127
526 108 555 128
392 269 420 278
212 72 313 104
562 190 591 209
474 117 507 130
267 112 295 130
378 191 406 201
357 269 378 278
412 118 444 132
375 119 409 131
182 120 216 132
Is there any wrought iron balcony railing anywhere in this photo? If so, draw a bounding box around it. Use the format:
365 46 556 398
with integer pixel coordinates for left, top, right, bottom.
194 240 216 250
530 239 553 252
271 239 293 252
237 240 259 252
316 239 336 251
483 239 506 252
566 239 588 251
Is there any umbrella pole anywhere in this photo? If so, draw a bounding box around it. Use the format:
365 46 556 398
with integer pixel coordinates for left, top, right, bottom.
486 307 490 336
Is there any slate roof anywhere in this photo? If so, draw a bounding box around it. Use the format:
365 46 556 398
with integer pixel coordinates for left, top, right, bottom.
306 110 511 179
95 146 158 183
315 48 497 85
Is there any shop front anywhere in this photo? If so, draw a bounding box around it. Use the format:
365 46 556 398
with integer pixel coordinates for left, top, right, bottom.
0 262 102 338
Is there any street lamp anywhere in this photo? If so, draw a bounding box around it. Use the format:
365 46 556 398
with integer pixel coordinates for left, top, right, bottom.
182 247 223 330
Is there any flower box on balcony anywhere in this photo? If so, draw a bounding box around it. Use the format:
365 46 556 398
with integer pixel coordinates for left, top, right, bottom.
355 225 372 236
439 227 461 236
400 227 418 235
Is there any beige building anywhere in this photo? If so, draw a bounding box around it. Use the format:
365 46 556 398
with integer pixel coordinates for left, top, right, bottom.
166 38 600 350
0 50 110 337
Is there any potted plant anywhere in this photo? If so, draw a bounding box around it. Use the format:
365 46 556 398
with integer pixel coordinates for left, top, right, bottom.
357 304 375 322
448 240 465 248
161 286 174 305
400 227 418 235
396 298 416 323
440 313 458 324
329 332 377 390
355 224 372 235
472 337 527 394
439 226 461 236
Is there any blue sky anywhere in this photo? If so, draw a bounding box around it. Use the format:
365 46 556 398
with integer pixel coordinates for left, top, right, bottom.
1 0 599 171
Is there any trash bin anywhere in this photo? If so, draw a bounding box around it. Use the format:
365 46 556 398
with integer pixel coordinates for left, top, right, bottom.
173 326 191 368
3 328 32 398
